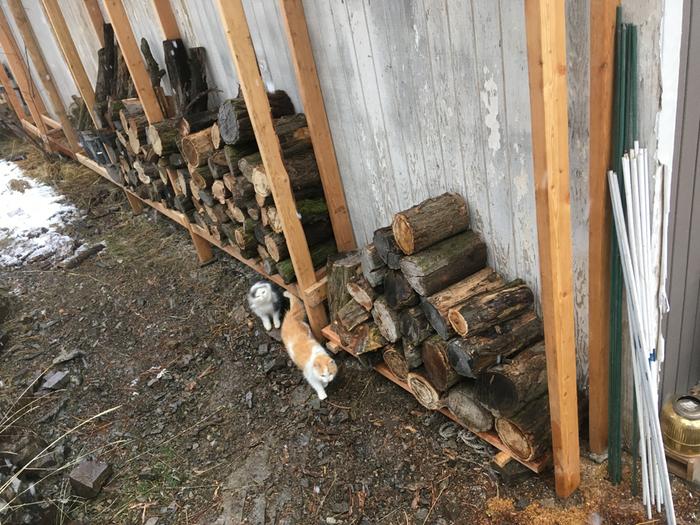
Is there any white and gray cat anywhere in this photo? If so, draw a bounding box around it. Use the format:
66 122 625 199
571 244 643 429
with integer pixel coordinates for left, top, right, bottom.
247 281 285 331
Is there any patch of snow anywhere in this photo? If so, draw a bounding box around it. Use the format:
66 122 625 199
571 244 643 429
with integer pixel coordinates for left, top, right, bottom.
0 159 79 266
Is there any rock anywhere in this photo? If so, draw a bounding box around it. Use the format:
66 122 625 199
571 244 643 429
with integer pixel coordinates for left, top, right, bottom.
139 467 159 481
145 518 159 525
257 343 269 356
263 356 286 374
415 508 429 522
52 349 84 365
41 371 69 390
245 391 253 409
69 461 112 498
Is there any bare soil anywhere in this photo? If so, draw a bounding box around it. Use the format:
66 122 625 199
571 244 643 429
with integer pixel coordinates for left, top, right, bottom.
0 137 698 524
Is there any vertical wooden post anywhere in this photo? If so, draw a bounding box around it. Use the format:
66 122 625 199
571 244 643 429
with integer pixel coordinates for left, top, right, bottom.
102 0 164 124
0 59 27 120
215 0 329 337
152 0 180 40
278 0 355 252
0 6 50 142
524 0 581 497
7 0 81 152
83 0 105 46
41 0 100 129
588 0 619 456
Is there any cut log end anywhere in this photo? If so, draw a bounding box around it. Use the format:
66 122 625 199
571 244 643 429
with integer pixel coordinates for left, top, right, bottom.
392 214 414 255
407 371 443 410
448 310 468 337
383 345 409 381
495 418 534 461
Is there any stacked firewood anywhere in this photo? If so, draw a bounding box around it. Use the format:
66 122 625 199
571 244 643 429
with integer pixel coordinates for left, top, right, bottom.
327 193 550 463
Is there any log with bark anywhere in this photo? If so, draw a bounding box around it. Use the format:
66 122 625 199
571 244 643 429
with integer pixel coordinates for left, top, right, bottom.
186 47 208 114
351 322 387 355
383 344 410 381
220 221 237 245
448 279 534 337
407 369 443 410
211 122 221 149
264 220 332 262
326 251 362 320
384 270 419 309
337 299 370 331
134 160 157 184
211 180 230 204
371 296 402 343
179 110 218 136
140 37 165 87
226 201 247 223
346 276 376 311
446 382 493 433
252 142 319 198
205 203 230 224
198 188 215 207
247 204 261 221
276 241 337 284
208 149 230 179
234 219 258 257
373 227 402 270
494 395 551 462
218 91 295 145
254 223 272 245
175 169 190 196
190 165 214 189
170 153 186 169
360 243 387 288
224 143 258 176
476 342 547 417
447 310 543 378
174 194 194 214
189 179 201 202
226 175 255 206
399 306 434 346
163 39 190 115
421 268 504 339
268 199 329 234
181 127 214 167
392 192 470 255
399 231 487 296
421 335 461 392
146 120 179 156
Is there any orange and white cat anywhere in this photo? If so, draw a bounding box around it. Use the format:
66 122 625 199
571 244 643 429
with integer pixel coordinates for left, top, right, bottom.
281 291 337 400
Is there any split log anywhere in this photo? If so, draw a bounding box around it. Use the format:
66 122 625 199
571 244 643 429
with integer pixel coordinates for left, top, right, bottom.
407 370 443 410
146 120 179 156
211 122 221 149
277 241 337 284
209 223 221 243
218 91 295 145
337 299 370 331
257 244 270 259
383 344 410 381
208 149 230 179
156 160 170 184
148 179 166 201
346 276 376 311
246 204 260 221
118 99 143 131
326 251 362 320
392 193 470 255
134 161 157 184
234 219 258 255
181 127 214 167
360 243 387 288
399 306 434 346
421 268 504 339
400 231 487 296
254 223 272 245
179 110 218 136
446 382 493 433
205 203 230 224
421 335 461 392
220 222 237 245
192 212 209 232
448 280 534 337
384 270 419 309
226 201 247 223
373 227 402 270
494 395 551 462
198 188 215 207
189 179 201 202
190 165 214 189
351 322 387 355
477 342 547 417
176 169 190 196
211 180 230 204
371 296 401 343
163 39 190 115
447 311 543 378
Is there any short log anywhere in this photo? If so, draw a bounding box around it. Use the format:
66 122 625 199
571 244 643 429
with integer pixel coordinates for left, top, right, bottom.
337 299 370 331
277 242 337 284
360 243 387 288
421 335 461 392
211 180 230 204
407 369 443 410
383 344 409 380
346 276 376 311
384 270 419 309
446 382 493 433
181 127 214 167
326 251 362 320
399 306 434 346
494 395 551 462
371 296 401 343
351 322 387 355
373 227 402 270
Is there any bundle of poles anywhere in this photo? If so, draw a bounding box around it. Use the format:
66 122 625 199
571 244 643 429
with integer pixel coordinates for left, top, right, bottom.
608 143 674 523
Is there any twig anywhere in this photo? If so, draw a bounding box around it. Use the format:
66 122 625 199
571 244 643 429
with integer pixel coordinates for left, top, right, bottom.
315 472 337 517
423 478 449 525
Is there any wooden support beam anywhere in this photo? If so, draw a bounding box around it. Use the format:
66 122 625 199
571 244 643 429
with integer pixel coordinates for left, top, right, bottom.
41 0 100 128
524 0 581 498
215 0 329 338
7 0 81 152
588 0 619 456
102 0 164 124
0 6 50 142
152 0 180 40
83 0 105 46
0 58 27 120
279 0 355 252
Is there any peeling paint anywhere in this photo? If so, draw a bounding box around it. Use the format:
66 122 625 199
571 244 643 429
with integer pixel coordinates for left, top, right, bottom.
480 68 501 153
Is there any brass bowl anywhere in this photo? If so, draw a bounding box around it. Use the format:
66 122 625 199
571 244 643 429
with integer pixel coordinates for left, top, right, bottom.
661 394 700 456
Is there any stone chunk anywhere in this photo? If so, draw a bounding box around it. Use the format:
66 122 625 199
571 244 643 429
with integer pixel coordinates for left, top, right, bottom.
41 371 69 390
69 460 112 498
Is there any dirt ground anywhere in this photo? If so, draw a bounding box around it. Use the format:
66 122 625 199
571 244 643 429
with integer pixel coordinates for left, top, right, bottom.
0 135 698 525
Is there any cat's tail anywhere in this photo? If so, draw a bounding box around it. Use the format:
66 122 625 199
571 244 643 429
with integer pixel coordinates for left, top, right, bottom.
283 291 305 317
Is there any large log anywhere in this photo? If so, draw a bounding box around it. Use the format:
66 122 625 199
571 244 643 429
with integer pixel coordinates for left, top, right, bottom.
140 37 165 87
146 120 179 156
384 270 418 309
447 311 543 378
448 280 534 337
399 231 487 296
392 193 470 255
351 322 387 355
399 306 434 346
446 382 493 433
181 127 214 167
494 395 551 462
421 335 461 392
373 227 402 270
337 299 370 332
225 201 247 223
371 296 401 343
407 369 443 410
186 47 208 114
218 91 295 145
179 110 218 136
276 242 337 284
360 243 387 288
346 276 376 311
421 268 504 339
477 342 548 417
326 251 362 320
163 39 190 115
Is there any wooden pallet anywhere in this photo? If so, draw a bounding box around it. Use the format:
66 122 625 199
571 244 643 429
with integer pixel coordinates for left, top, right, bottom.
666 447 700 485
322 325 551 474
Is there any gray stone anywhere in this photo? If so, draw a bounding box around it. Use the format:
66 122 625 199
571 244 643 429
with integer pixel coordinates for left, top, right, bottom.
69 461 112 498
41 371 69 390
257 343 269 356
51 349 84 365
144 518 159 525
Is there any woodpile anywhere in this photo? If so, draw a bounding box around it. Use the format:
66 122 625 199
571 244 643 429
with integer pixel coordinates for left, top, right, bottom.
81 29 337 287
326 192 551 463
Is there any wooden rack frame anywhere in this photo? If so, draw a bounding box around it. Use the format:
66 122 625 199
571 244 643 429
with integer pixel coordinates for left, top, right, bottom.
0 0 581 497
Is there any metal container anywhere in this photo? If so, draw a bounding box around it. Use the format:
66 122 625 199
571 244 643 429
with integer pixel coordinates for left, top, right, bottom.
661 394 700 456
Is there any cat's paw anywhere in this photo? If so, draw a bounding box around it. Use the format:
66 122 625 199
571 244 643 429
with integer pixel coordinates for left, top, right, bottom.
273 317 281 329
317 391 327 401
262 319 272 331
